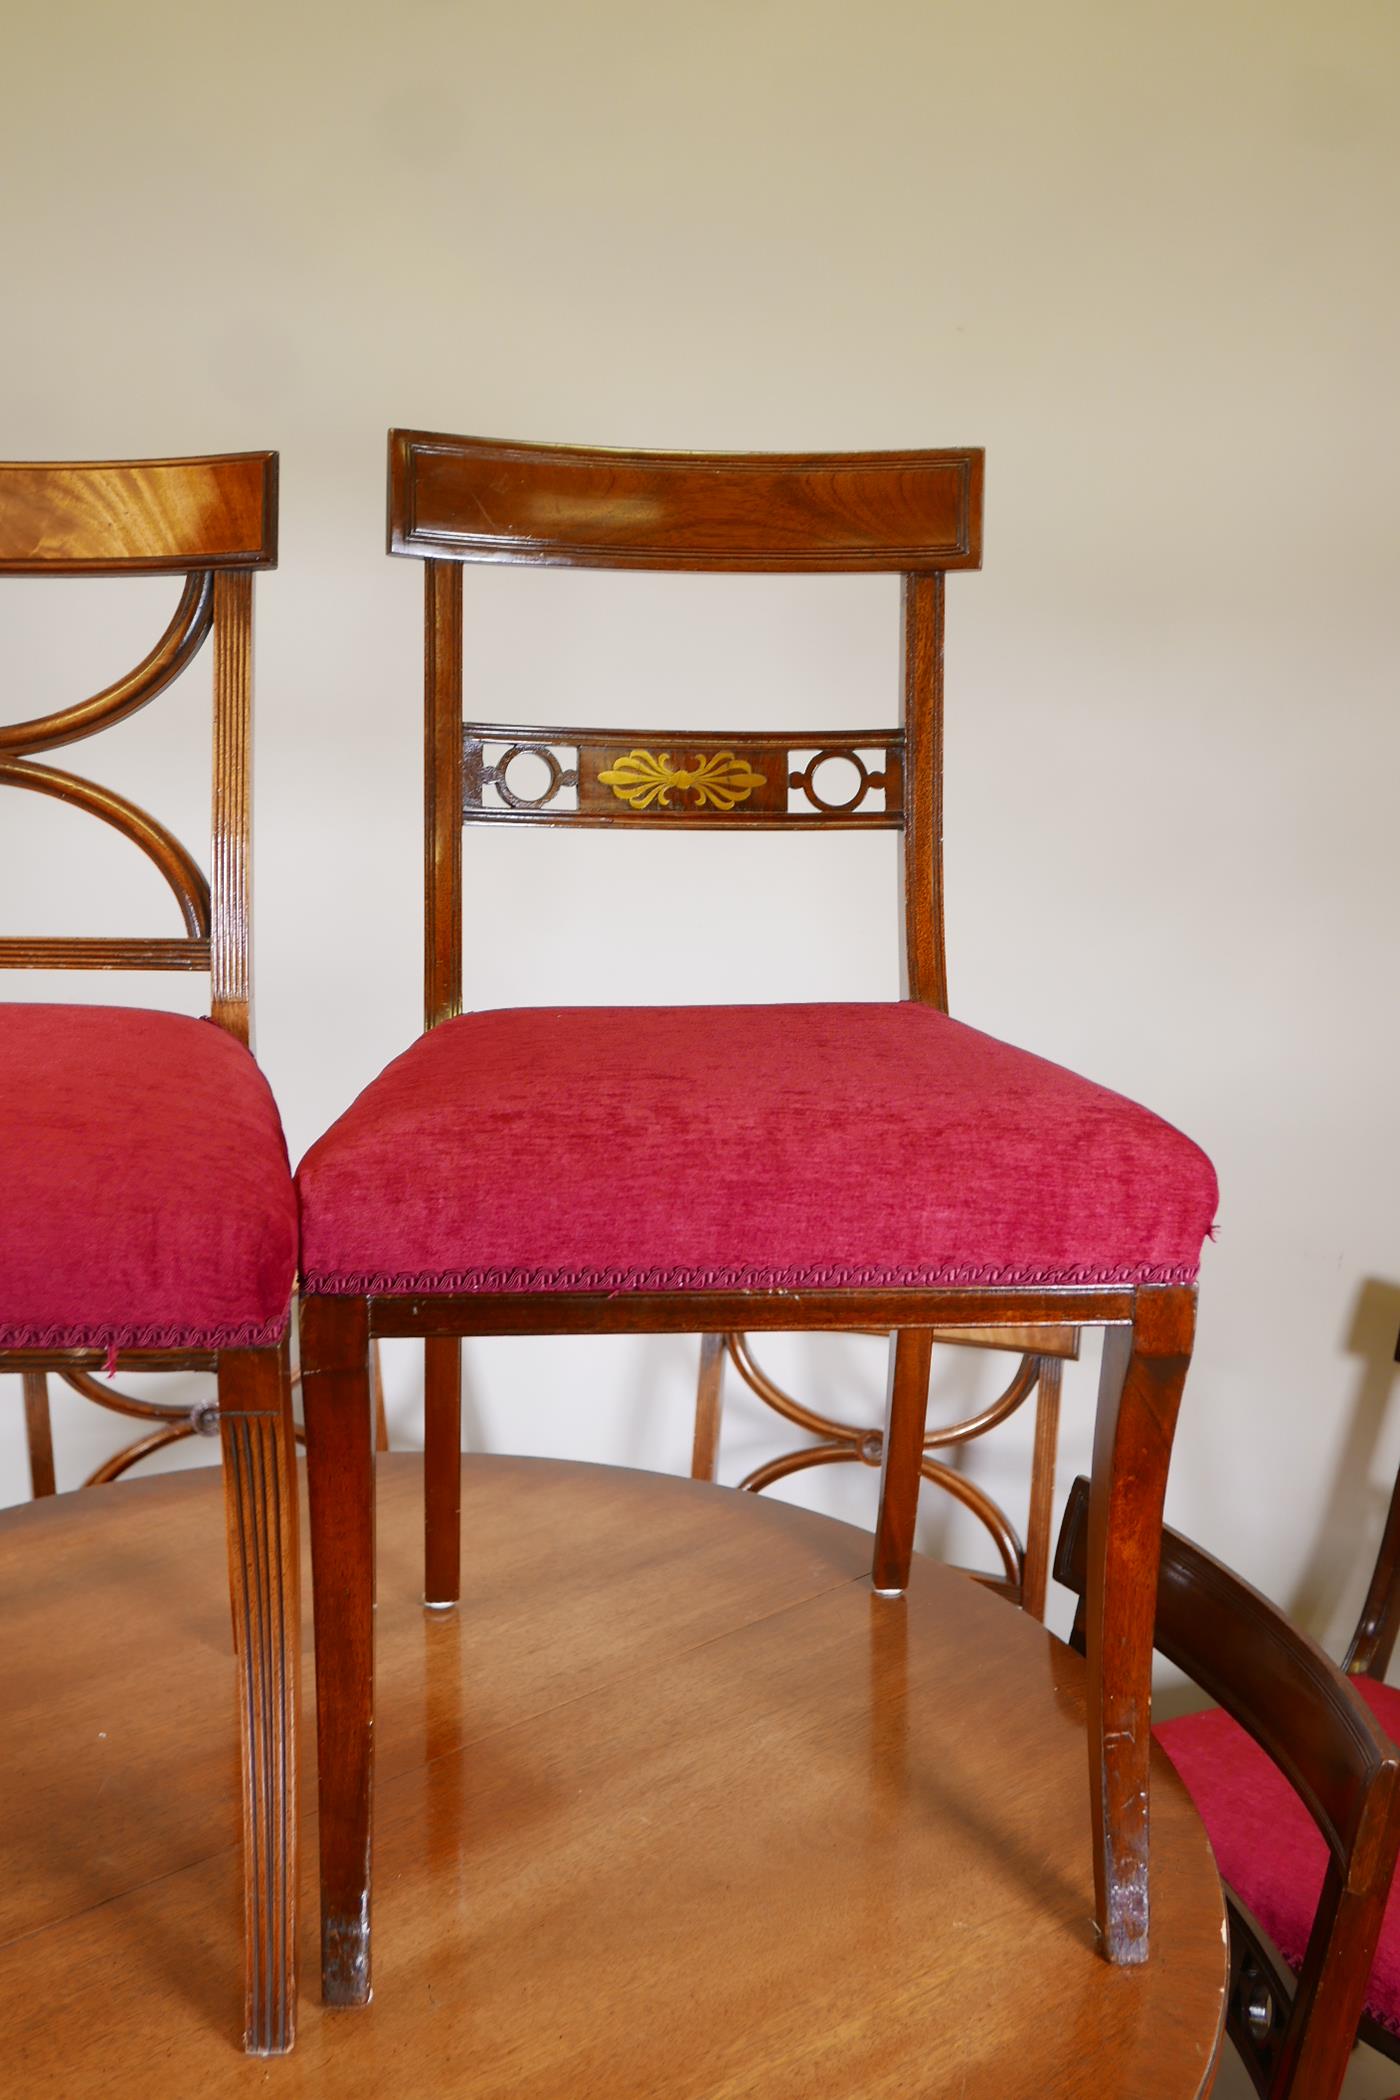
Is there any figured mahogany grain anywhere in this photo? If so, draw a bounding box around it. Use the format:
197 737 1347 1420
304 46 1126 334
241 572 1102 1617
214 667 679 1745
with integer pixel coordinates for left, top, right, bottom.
391 433 982 572
0 1455 1225 2097
0 454 276 573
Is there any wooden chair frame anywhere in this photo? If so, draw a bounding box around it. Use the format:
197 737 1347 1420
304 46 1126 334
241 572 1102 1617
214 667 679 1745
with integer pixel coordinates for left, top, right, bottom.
691 1325 1077 1619
301 431 1203 2005
1133 1323 1400 2089
0 455 298 2055
1057 1475 1400 2100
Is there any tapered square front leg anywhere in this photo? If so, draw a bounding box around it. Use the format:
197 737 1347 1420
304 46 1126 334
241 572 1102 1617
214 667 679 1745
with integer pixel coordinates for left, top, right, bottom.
423 1335 462 1608
300 1294 376 2006
1084 1286 1195 1963
872 1330 935 1594
219 1342 300 2055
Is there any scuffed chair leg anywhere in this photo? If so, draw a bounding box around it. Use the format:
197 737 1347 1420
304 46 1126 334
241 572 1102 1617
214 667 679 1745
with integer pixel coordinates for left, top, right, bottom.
690 1332 727 1482
301 1294 376 2006
423 1335 461 1608
1084 1286 1194 1965
219 1342 300 2055
872 1330 934 1593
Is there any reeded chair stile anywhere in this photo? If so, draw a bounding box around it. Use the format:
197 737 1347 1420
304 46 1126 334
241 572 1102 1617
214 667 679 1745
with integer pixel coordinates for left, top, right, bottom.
296 434 1218 2004
0 456 299 2054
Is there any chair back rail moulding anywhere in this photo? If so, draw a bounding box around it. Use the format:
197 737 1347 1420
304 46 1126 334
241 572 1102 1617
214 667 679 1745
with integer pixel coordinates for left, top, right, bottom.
0 454 277 574
388 432 982 572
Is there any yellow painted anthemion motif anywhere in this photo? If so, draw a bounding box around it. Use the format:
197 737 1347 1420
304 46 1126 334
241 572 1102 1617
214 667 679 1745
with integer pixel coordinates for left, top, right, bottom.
597 748 766 812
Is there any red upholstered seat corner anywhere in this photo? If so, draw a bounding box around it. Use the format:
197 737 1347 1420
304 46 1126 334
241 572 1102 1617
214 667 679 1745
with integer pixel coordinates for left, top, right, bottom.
296 1002 1218 1296
1155 1678 1400 2040
0 1005 297 1352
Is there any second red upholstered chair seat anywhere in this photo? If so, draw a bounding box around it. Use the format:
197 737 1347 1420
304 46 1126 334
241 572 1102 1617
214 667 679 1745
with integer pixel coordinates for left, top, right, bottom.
297 1002 1216 1299
1158 1676 1400 2067
1056 1476 1400 2100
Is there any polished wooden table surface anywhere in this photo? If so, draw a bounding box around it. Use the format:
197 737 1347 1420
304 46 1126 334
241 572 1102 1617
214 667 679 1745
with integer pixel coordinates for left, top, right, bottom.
0 1454 1227 2095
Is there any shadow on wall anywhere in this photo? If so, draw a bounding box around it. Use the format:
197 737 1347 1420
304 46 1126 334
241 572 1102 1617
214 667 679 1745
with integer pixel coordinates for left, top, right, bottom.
1287 1276 1400 1644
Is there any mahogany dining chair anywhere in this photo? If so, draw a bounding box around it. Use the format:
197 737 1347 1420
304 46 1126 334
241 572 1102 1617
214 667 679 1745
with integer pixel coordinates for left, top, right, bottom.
0 455 300 2054
1056 1473 1400 2100
295 432 1219 2006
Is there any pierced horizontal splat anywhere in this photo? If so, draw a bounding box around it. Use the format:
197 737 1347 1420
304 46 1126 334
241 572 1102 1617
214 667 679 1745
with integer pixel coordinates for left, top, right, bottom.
462 723 904 828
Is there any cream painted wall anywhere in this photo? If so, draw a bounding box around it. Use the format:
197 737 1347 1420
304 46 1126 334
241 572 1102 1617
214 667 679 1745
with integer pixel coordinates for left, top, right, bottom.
2 0 1398 1708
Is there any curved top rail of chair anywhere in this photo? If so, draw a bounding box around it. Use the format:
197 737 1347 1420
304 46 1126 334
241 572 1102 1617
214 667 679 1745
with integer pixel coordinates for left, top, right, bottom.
388 430 983 572
0 454 278 575
0 572 214 755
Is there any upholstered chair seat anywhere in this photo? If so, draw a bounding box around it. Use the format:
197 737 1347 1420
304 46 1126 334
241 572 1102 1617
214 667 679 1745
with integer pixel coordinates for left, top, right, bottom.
297 1002 1216 1297
0 1005 296 1353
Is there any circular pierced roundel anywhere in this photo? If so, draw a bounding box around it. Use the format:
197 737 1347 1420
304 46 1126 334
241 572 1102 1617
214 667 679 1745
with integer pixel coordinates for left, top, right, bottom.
495 744 566 811
800 748 872 815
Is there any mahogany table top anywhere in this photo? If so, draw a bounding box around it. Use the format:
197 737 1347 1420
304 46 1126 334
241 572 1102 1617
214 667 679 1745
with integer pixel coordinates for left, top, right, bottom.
0 1452 1226 2095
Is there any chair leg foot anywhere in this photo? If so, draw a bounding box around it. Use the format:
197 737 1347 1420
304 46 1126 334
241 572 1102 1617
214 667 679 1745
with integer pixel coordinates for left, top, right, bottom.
323 1912 373 2007
872 1331 934 1593
301 1294 376 2009
424 1335 462 1609
220 1343 300 2055
1084 1287 1194 1965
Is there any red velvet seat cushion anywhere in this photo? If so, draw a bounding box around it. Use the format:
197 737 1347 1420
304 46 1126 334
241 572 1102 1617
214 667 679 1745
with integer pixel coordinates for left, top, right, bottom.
297 1002 1217 1296
1156 1678 1400 2039
0 1006 296 1351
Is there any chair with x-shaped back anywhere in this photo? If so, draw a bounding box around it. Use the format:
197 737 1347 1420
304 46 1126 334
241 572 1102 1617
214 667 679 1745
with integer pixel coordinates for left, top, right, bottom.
0 454 299 2054
295 431 1218 2006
